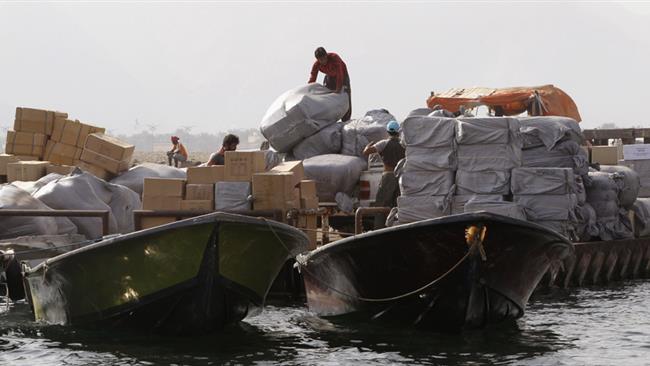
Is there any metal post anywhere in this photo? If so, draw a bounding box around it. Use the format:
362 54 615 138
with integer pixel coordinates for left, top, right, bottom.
354 207 392 234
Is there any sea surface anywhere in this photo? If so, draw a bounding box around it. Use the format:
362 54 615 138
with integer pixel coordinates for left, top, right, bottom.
2 280 650 365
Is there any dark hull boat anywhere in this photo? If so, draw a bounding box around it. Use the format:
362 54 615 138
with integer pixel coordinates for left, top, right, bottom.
22 212 308 334
297 212 573 332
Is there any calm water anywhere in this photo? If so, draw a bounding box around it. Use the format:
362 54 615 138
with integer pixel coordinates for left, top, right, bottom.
2 281 650 365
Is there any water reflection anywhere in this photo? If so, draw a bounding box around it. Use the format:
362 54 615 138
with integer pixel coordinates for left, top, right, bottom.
2 280 650 365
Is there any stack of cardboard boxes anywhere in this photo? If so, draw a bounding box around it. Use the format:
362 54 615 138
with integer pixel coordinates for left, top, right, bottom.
0 154 36 183
185 166 223 212
141 177 186 228
46 118 104 167
79 133 134 180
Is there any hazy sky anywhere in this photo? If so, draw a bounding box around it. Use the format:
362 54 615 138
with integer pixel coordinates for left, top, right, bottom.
1 1 649 135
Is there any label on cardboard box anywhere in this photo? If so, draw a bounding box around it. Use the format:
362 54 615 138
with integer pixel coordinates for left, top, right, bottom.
186 184 215 200
187 166 224 184
80 149 130 174
143 178 185 197
84 133 135 162
224 151 267 181
623 144 650 161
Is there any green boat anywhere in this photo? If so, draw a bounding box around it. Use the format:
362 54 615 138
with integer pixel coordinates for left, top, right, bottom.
22 212 308 334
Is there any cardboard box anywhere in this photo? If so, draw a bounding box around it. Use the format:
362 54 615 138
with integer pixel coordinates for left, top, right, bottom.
80 149 130 174
187 166 225 184
180 200 214 212
143 178 185 197
51 119 105 147
6 161 49 182
5 130 47 157
623 144 650 161
44 140 82 166
0 154 29 175
46 163 75 175
142 196 182 210
299 180 317 199
252 172 298 212
76 160 115 180
84 133 135 162
271 161 304 189
141 217 177 229
224 151 266 181
591 145 623 165
301 197 319 209
14 107 67 135
186 183 215 200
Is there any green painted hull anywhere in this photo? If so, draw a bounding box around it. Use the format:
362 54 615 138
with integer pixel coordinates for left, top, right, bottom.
24 212 308 334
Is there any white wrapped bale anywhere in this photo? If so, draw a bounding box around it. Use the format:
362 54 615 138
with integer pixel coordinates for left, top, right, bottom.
457 144 521 171
599 165 640 209
514 194 578 221
456 117 521 145
519 116 583 150
451 194 504 214
522 140 589 177
215 182 252 212
340 109 397 157
303 154 368 202
511 167 575 195
455 170 511 195
586 171 633 240
464 197 526 220
291 123 343 160
402 115 456 148
398 170 454 196
261 84 349 152
402 146 456 171
397 195 450 224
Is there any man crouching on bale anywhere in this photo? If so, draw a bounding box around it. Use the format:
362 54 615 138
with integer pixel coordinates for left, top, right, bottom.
363 121 405 229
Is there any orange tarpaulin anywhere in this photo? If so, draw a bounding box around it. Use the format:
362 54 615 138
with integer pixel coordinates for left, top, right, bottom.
426 85 581 122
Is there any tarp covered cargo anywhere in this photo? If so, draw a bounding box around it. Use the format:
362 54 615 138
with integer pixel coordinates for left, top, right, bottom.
303 154 367 202
398 170 454 196
292 122 343 160
464 197 526 221
401 115 456 148
397 195 450 224
261 84 349 152
110 163 187 196
341 109 396 157
426 85 581 122
519 116 583 150
511 167 575 195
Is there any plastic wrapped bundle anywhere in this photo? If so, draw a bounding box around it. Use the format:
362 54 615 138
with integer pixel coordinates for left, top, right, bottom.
619 159 650 197
398 170 455 196
519 116 583 150
511 167 575 195
397 195 450 224
303 154 368 202
586 171 633 240
215 181 252 212
402 115 456 148
633 198 650 237
451 194 505 214
599 165 640 209
456 117 521 145
340 109 396 157
522 140 589 177
464 198 526 220
575 203 598 241
261 84 349 152
455 170 511 195
457 144 522 171
402 146 456 171
514 194 578 221
291 123 343 160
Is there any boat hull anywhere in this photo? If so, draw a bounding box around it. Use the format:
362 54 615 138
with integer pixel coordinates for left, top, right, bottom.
24 213 308 334
299 212 573 331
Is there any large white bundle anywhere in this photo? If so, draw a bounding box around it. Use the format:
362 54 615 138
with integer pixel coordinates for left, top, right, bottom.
261 84 349 152
402 115 456 148
215 182 252 212
292 123 343 160
397 195 449 224
110 163 186 196
303 154 368 202
455 170 511 195
398 170 454 196
402 146 456 171
514 194 578 221
522 140 589 177
456 117 521 145
519 116 583 150
585 171 633 240
34 172 141 239
451 194 504 214
11 173 65 195
464 198 526 220
633 198 650 237
457 144 522 171
599 165 640 209
0 185 77 239
511 167 575 195
340 109 396 157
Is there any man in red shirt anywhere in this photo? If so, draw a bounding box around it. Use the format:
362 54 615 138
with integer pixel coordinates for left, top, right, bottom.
308 47 352 121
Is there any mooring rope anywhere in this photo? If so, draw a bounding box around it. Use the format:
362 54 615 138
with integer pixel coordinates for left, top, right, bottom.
263 218 487 303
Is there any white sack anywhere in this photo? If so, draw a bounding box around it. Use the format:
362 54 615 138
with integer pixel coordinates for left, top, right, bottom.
514 194 578 221
292 123 343 160
398 170 455 196
455 170 511 195
457 144 522 171
456 117 521 145
303 154 368 202
522 140 589 177
599 165 640 210
511 167 575 195
261 84 349 152
402 115 456 148
402 146 456 171
519 116 583 150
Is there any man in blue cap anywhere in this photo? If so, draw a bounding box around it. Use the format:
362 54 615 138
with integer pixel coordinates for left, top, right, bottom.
363 121 405 228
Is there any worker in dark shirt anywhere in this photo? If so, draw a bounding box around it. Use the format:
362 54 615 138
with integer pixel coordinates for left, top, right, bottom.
207 134 239 166
308 47 352 121
363 121 406 228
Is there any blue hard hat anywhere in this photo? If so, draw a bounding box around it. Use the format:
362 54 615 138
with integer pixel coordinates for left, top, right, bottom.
386 121 400 133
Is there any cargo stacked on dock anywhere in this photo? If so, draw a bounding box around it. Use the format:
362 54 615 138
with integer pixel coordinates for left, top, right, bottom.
453 117 523 217
396 111 456 223
46 118 104 166
79 133 134 179
585 171 634 240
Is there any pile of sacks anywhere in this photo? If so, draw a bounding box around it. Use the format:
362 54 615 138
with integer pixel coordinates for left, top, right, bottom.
585 168 636 241
395 110 456 223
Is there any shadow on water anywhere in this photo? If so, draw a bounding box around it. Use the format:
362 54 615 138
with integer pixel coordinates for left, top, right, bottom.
0 298 572 366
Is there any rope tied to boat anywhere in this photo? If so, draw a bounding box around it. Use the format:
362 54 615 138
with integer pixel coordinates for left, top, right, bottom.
265 218 488 303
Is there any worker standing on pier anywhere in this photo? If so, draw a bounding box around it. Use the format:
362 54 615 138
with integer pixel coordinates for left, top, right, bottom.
363 121 405 228
167 136 188 168
308 47 352 121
